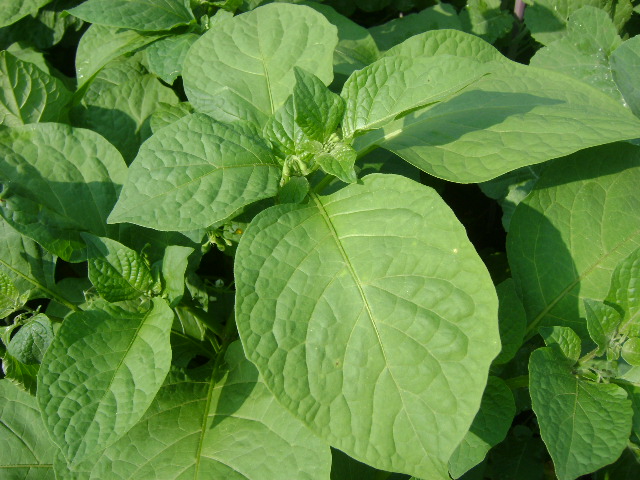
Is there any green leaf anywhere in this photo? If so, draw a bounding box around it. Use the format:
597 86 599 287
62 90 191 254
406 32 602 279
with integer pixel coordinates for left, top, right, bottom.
493 279 526 365
72 57 179 163
7 313 54 364
2 352 40 394
487 426 545 480
235 174 500 478
0 123 128 262
61 342 332 479
611 36 640 118
0 270 20 317
623 338 640 366
161 245 193 306
67 0 194 31
448 377 515 478
144 33 198 84
584 299 621 354
368 4 461 52
330 448 379 479
83 234 155 302
524 0 634 46
354 62 640 183
459 0 513 44
315 142 357 184
183 3 337 125
37 298 174 465
341 54 489 138
539 326 582 362
0 380 58 478
606 247 640 336
292 67 344 142
75 24 164 88
507 143 640 338
0 219 57 300
108 114 281 231
0 0 52 28
530 7 624 103
302 2 379 78
278 176 310 204
0 50 72 126
529 346 633 480
149 101 193 133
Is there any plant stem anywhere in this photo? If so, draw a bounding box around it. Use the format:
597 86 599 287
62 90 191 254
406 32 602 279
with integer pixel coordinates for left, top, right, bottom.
312 174 335 195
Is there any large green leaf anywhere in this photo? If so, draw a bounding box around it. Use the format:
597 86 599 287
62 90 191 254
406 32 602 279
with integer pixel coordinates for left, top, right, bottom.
0 380 58 479
144 33 198 84
109 113 280 231
75 24 164 88
37 298 174 465
611 35 640 118
0 219 56 299
0 50 72 126
0 123 128 262
58 342 332 479
0 0 52 28
235 174 499 478
354 62 640 183
524 0 634 46
341 54 488 138
67 0 194 32
448 377 515 478
530 347 632 480
530 7 623 103
507 143 640 338
183 3 337 125
606 247 640 336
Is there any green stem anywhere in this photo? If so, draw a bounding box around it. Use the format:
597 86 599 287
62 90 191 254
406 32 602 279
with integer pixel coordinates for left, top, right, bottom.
577 347 600 365
312 174 335 195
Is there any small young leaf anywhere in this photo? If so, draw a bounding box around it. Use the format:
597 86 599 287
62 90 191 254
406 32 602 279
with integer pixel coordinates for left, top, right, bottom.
606 247 640 336
37 298 174 465
6 313 53 364
539 326 582 363
278 176 310 204
623 338 640 366
161 245 193 307
0 270 20 317
144 33 198 84
83 234 155 302
1 353 39 394
529 346 633 480
459 0 512 44
67 0 195 32
315 143 358 184
584 299 621 354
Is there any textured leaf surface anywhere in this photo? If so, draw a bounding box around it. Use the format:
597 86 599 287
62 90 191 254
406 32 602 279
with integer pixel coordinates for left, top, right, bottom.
0 123 128 262
524 0 634 46
0 51 72 126
584 299 621 353
72 60 179 162
109 114 280 231
60 342 332 479
148 101 193 133
235 174 499 478
507 143 640 338
539 326 582 362
607 247 640 336
354 63 640 183
459 0 512 43
530 347 632 480
341 54 488 138
75 24 163 87
530 7 623 103
144 33 198 84
183 3 337 125
7 313 53 364
0 220 56 300
83 234 154 302
493 279 526 365
0 380 58 478
67 0 194 31
448 377 515 478
611 36 640 117
0 270 20 316
37 298 174 465
0 0 52 28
